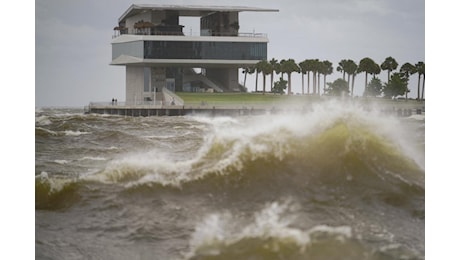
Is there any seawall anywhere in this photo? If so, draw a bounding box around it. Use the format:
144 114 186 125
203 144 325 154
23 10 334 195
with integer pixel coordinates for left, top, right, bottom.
84 102 424 117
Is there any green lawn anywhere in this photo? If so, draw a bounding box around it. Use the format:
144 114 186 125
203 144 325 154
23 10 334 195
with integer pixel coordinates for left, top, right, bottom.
176 92 320 105
175 92 424 109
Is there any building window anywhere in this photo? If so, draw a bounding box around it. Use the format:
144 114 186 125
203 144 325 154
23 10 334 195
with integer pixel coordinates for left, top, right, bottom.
144 41 267 60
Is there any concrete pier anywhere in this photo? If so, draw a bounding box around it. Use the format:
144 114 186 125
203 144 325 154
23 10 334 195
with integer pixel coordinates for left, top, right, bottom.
84 103 425 117
85 105 268 117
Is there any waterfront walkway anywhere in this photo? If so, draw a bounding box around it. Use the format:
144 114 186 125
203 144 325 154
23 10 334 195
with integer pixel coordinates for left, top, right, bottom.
84 101 424 117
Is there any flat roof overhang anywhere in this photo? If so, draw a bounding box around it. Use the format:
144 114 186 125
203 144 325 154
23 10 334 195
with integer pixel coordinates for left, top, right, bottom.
119 4 279 23
112 34 269 44
110 55 260 68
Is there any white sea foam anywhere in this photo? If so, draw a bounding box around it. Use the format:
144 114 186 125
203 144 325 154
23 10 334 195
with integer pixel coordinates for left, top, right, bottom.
35 115 52 126
36 171 74 193
37 171 49 179
64 130 90 136
85 150 196 185
79 156 107 161
54 160 69 165
186 200 353 258
189 115 239 127
408 114 425 121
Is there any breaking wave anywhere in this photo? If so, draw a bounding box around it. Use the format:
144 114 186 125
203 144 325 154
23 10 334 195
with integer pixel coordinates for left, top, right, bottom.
42 101 425 213
88 102 424 193
35 172 81 210
185 200 421 259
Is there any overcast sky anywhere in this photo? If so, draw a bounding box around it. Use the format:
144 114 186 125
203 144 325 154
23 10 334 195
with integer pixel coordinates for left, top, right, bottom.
35 0 425 107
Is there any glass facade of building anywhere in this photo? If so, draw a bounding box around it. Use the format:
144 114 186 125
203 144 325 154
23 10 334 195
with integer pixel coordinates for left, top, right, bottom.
143 41 267 60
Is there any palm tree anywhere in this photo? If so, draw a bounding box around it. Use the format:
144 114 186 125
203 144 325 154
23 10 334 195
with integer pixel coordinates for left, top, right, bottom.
337 60 347 80
269 58 278 90
299 60 308 95
311 59 320 95
257 60 272 94
343 59 358 96
358 57 380 96
279 59 287 79
421 70 425 100
372 62 381 77
321 60 333 95
286 59 300 95
282 59 300 95
381 56 399 83
304 59 315 94
242 67 255 89
300 59 315 94
400 63 416 100
317 61 323 95
254 62 264 92
415 61 425 100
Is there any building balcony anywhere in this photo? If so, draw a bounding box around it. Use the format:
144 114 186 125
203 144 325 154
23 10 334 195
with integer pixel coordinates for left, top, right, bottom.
113 27 267 39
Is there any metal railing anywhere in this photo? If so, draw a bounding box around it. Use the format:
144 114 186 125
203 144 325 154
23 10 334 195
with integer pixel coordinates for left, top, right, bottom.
88 101 164 108
112 31 267 39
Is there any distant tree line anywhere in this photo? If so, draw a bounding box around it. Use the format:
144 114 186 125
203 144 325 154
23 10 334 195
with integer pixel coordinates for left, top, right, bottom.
242 57 425 100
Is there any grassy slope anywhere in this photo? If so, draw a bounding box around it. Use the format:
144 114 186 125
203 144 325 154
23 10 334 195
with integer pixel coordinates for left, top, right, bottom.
176 92 320 105
175 92 424 110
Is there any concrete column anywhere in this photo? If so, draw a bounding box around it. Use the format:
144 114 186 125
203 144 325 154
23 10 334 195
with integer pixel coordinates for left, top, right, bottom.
126 66 145 105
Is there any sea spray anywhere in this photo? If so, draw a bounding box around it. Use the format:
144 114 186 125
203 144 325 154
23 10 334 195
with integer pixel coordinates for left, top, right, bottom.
186 200 360 259
88 100 423 189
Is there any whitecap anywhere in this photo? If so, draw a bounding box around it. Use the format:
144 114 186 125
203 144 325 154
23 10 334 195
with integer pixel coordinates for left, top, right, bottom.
35 115 52 126
408 114 425 121
54 160 69 165
79 156 107 161
186 200 353 258
36 127 58 136
64 130 90 136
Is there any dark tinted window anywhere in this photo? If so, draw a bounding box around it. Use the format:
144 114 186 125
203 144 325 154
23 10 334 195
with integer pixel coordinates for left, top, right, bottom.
144 41 266 60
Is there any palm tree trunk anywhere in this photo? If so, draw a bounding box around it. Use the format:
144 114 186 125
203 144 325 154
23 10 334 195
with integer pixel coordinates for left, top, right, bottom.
417 74 421 100
255 72 258 92
363 72 368 96
312 72 316 95
270 72 274 90
302 73 305 95
347 74 351 94
351 74 356 97
243 70 248 88
317 73 321 95
307 72 310 94
421 75 425 100
288 73 292 95
323 74 327 94
405 86 408 100
263 73 266 95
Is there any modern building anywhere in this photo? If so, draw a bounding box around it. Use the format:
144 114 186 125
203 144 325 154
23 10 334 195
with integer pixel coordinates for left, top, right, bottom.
111 4 278 105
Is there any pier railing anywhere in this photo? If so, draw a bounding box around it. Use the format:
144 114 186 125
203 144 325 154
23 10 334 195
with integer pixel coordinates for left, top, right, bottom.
85 97 425 117
88 101 164 108
113 31 268 39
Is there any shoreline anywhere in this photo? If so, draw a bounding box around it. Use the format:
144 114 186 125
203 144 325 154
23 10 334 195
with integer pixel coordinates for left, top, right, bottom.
84 97 425 117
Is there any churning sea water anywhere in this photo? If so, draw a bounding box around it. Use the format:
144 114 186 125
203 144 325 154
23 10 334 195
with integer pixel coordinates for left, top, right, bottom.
35 100 425 259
